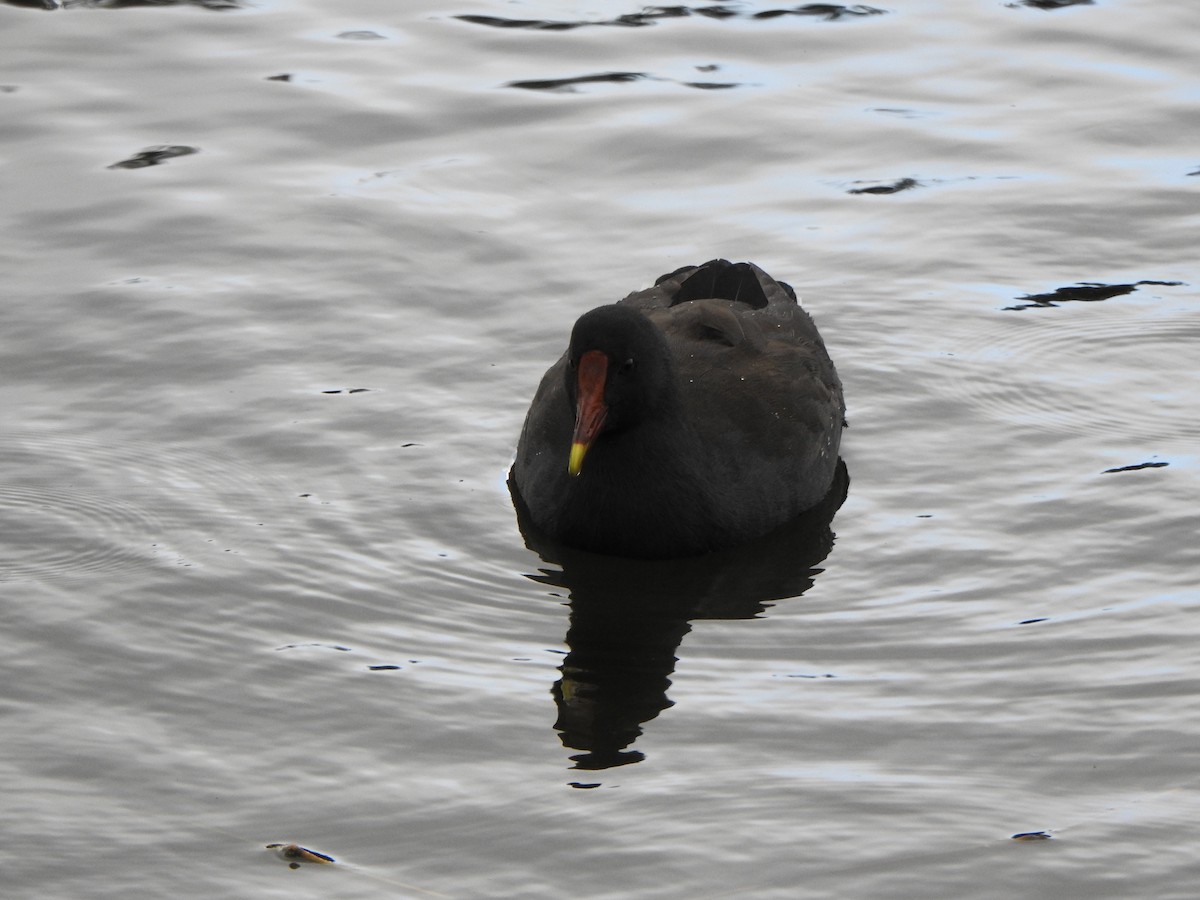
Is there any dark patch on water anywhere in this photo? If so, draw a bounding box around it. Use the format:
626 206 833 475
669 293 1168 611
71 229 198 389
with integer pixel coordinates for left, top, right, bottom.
782 673 836 678
517 462 847 771
871 107 929 119
11 0 243 8
508 72 647 92
107 145 198 169
508 70 748 92
458 4 884 31
457 7 725 31
848 177 920 195
570 750 645 770
1007 0 1092 9
754 4 886 20
1018 618 1049 625
1102 461 1169 474
276 643 352 652
1005 280 1183 310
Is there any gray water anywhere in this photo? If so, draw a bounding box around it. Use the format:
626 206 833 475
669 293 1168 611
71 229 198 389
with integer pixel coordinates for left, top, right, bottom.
2 1 1197 898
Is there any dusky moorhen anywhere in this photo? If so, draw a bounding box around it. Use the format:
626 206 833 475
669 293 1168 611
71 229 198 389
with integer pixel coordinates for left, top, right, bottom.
510 259 844 558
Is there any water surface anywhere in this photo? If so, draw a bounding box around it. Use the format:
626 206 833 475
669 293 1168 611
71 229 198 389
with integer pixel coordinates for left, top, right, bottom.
1 1 1197 897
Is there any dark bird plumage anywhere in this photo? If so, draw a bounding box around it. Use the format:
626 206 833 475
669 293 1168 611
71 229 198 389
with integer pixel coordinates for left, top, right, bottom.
510 259 845 558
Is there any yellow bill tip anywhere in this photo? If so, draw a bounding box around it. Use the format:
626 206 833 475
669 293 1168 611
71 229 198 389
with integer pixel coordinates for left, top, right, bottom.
568 441 589 476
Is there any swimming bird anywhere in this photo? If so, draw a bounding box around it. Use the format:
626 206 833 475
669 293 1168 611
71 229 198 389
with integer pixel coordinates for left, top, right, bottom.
510 259 844 558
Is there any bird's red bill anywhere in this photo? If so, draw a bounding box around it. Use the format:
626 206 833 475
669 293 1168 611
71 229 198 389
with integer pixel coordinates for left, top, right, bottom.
569 350 608 476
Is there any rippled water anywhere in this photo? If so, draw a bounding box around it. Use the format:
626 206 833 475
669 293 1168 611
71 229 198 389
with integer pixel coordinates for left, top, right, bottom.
2 1 1197 897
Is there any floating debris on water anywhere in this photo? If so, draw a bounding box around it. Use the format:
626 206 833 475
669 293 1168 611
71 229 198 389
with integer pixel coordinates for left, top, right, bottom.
1010 831 1052 841
266 843 336 868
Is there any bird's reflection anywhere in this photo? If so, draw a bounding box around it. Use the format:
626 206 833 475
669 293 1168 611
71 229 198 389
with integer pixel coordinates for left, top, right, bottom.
512 460 848 771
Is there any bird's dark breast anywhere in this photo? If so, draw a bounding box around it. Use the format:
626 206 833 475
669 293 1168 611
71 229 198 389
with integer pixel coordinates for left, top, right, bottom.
553 447 724 558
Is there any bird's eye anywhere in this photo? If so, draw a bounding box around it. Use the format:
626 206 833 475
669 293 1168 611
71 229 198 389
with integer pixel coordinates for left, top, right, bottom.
619 358 635 374
567 356 577 370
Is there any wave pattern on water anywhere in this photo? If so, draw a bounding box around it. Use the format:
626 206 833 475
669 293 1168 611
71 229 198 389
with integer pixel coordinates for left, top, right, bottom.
943 302 1199 442
2 1 1199 898
0 431 292 581
0 484 160 581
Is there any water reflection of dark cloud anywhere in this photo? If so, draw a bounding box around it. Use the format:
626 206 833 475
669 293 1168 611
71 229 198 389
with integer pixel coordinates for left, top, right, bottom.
107 145 198 170
6 0 241 9
1005 280 1182 310
457 5 886 32
506 71 743 93
847 177 920 195
1006 0 1093 9
512 460 848 773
